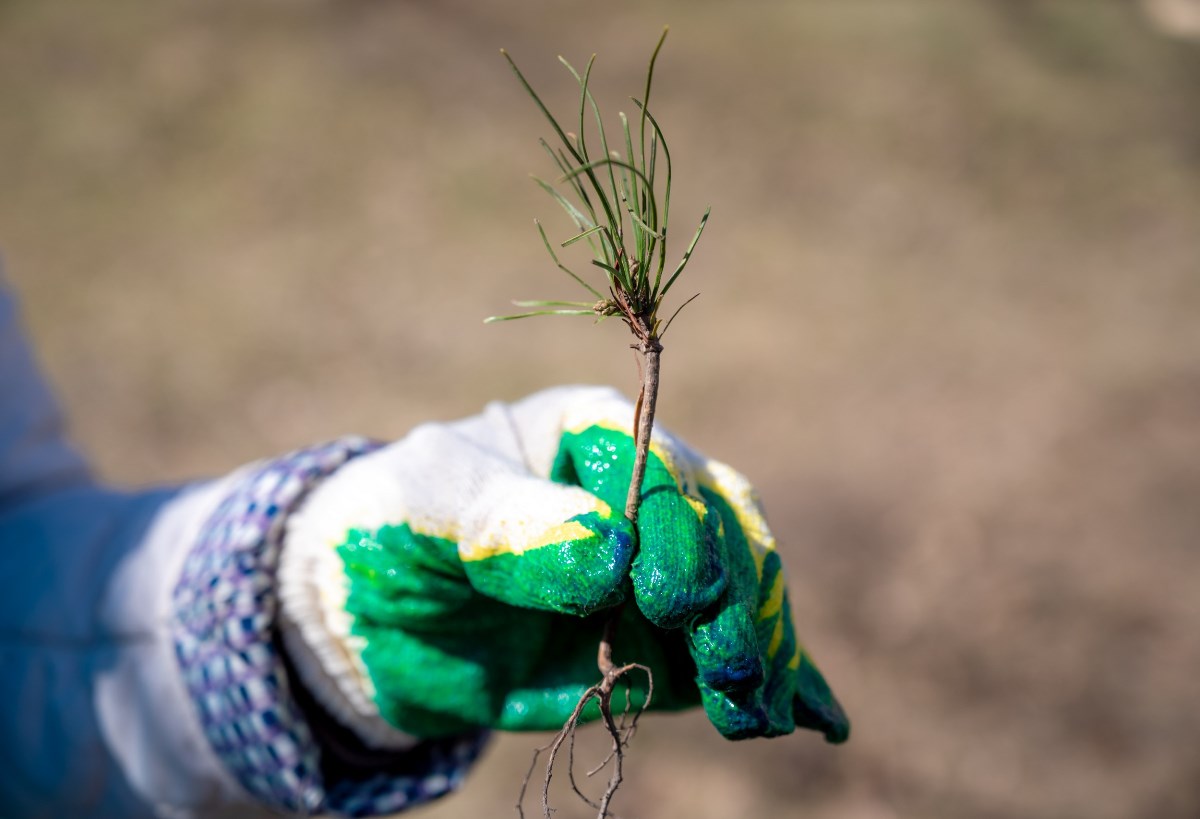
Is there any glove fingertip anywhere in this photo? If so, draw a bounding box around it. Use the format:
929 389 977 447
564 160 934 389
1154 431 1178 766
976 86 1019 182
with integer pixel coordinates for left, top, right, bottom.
699 685 770 740
793 654 851 744
794 695 851 745
463 510 634 616
632 563 725 629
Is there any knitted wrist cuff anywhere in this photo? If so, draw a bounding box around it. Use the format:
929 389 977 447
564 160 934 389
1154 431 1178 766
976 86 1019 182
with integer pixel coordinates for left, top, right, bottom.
171 438 488 816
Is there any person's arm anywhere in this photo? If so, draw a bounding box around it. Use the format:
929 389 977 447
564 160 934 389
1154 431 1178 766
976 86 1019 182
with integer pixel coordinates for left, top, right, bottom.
0 273 226 816
0 265 90 503
0 278 482 818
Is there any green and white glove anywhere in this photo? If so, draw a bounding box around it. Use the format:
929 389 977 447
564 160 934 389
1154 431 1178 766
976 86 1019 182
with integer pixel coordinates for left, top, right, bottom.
279 386 848 749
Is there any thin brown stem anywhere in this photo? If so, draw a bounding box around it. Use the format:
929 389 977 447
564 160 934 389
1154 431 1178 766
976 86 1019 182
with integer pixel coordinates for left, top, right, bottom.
597 609 619 676
623 331 662 524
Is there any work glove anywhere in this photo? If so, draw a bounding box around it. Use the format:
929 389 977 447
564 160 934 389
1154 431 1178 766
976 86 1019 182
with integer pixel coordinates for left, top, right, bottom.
279 385 848 749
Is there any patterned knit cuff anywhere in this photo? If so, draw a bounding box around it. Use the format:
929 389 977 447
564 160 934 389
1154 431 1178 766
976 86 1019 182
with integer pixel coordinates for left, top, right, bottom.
171 438 489 816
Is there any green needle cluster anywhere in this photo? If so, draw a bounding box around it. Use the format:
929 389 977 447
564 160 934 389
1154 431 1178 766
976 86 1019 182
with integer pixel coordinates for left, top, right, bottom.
486 27 709 341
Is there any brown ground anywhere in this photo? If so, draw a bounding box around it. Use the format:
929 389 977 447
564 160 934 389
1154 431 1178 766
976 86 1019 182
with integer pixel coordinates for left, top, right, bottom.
4 1 1200 817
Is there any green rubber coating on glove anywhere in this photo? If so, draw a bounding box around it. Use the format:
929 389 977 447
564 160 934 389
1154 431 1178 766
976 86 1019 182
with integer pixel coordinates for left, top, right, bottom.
552 425 726 628
698 685 770 740
341 524 542 735
462 510 634 616
686 493 850 743
339 524 700 737
794 649 851 744
495 605 663 730
688 487 766 693
339 526 470 628
333 425 848 743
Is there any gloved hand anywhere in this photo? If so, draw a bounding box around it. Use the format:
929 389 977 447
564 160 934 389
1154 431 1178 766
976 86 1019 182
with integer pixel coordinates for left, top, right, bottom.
279 386 848 749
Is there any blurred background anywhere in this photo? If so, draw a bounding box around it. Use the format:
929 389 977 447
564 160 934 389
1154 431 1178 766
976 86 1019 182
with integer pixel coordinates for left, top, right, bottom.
4 1 1200 817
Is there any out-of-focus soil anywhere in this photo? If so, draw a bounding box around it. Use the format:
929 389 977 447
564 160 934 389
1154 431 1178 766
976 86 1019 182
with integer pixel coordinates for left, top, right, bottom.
4 1 1199 817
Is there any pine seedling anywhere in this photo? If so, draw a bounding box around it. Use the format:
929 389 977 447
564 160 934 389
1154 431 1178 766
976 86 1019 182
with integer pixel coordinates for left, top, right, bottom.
486 25 709 527
487 27 711 818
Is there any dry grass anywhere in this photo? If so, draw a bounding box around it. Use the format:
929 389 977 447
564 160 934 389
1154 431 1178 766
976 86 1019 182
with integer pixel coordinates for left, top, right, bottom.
4 1 1200 817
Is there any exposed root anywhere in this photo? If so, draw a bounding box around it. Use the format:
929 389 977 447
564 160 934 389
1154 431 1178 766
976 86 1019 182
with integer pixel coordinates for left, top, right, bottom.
515 628 654 818
585 678 640 778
